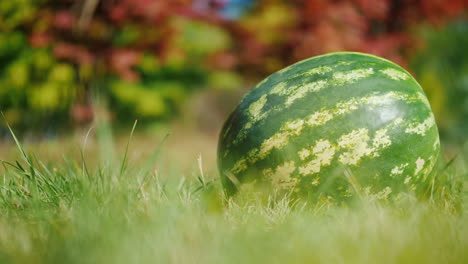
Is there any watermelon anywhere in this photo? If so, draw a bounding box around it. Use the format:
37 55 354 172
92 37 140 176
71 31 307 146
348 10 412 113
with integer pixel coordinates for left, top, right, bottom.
217 52 440 201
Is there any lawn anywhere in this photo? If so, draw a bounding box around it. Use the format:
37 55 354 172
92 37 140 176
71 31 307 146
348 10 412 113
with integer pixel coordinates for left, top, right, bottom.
0 124 467 264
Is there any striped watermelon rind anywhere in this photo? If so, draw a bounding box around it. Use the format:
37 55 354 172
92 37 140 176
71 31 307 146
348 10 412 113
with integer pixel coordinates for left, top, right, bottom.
218 52 440 201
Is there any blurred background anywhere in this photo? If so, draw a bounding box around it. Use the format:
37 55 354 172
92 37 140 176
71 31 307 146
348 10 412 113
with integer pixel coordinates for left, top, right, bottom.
0 0 467 172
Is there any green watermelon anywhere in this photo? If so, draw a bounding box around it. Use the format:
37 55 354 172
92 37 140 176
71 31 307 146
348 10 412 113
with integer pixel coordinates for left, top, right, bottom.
217 52 440 201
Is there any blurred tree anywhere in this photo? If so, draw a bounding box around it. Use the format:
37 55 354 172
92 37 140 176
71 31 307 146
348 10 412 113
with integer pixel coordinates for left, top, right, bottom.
0 0 466 133
228 0 468 74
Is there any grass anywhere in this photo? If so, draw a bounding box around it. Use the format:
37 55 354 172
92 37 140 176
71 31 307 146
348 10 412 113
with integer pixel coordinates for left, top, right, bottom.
0 124 467 264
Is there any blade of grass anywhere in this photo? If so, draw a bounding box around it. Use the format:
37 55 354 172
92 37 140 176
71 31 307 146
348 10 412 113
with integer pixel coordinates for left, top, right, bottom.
0 160 22 172
81 126 94 181
2 112 31 166
138 133 170 178
119 120 138 177
440 154 458 172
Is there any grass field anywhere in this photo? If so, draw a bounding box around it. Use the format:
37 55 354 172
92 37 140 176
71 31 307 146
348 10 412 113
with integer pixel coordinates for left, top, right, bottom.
0 124 467 264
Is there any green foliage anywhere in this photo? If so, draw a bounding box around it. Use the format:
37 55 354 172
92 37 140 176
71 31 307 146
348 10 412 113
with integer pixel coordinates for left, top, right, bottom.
0 31 26 58
208 71 244 91
106 53 209 122
0 0 38 30
412 20 468 142
0 31 77 129
112 24 142 47
174 18 232 57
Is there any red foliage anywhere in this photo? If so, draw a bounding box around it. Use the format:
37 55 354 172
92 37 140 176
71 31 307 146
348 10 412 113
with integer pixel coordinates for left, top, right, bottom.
53 11 75 30
109 49 141 82
71 103 94 124
355 0 390 20
419 0 467 25
27 0 467 78
29 32 52 47
54 43 94 65
227 0 467 72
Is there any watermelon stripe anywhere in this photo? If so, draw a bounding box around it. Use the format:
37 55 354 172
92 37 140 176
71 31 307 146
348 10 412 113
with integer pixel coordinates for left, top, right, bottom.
405 116 436 136
390 163 409 176
272 117 400 178
271 51 410 78
289 66 333 78
264 153 437 193
380 68 409 80
263 161 297 190
298 139 336 176
332 68 374 85
232 67 409 146
230 90 430 174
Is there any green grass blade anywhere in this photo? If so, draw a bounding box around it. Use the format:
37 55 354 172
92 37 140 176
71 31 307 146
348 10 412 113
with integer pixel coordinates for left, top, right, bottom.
119 120 138 177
